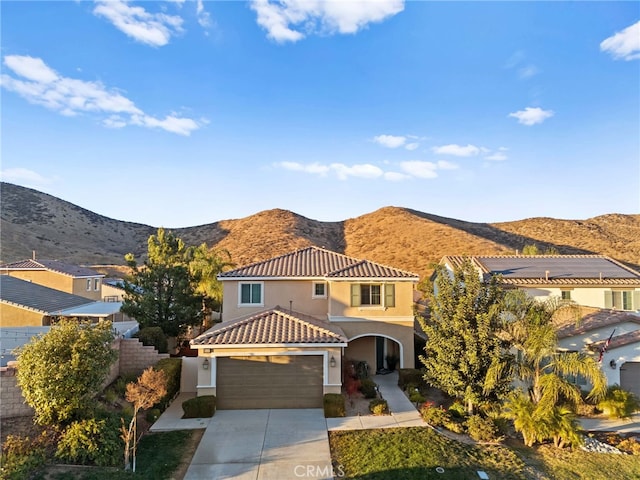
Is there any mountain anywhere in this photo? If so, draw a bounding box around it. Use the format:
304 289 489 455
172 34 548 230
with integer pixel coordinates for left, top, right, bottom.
2 182 639 278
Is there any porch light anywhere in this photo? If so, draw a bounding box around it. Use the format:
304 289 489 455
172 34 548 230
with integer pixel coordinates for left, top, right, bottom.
609 359 617 369
330 356 337 368
202 358 209 370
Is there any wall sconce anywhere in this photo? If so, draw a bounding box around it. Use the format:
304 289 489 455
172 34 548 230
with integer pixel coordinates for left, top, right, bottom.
202 358 209 370
330 356 337 368
609 359 617 369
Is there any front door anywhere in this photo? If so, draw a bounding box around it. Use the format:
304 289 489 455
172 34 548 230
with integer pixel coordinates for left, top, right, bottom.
376 337 385 372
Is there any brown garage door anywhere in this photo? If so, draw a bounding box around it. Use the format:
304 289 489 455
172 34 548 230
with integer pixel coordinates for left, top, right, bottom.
620 362 640 398
217 355 323 409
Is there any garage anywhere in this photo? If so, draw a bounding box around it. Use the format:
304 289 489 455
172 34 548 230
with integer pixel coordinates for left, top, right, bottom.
217 355 324 409
620 362 640 398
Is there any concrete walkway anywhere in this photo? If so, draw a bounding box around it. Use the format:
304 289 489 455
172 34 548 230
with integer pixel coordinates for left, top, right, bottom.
326 371 425 431
579 413 640 434
184 409 334 480
149 392 212 432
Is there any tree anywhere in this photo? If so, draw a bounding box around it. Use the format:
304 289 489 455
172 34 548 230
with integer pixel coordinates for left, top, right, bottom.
16 319 118 426
121 367 167 472
121 228 203 337
418 259 512 414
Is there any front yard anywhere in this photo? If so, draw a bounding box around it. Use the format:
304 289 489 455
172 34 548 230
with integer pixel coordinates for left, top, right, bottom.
329 427 640 480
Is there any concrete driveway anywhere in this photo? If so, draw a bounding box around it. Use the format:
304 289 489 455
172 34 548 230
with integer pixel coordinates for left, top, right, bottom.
184 409 335 480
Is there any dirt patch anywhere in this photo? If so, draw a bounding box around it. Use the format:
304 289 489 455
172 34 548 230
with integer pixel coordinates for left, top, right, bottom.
0 415 43 443
344 391 372 416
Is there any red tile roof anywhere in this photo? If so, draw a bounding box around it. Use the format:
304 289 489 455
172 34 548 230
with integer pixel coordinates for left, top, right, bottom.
191 306 348 346
589 329 640 352
219 246 419 280
556 308 640 339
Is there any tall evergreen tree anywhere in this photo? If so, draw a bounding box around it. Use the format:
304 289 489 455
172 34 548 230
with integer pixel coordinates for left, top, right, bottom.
419 259 512 414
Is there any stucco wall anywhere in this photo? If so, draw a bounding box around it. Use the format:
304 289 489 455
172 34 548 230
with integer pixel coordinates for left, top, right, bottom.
0 302 45 327
520 286 640 311
329 281 415 318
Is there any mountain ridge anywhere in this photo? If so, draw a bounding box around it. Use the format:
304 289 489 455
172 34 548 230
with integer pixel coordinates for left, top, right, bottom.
2 182 638 278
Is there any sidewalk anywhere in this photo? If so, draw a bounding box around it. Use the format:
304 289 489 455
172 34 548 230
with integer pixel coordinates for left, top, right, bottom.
149 392 212 432
579 413 640 434
326 371 425 431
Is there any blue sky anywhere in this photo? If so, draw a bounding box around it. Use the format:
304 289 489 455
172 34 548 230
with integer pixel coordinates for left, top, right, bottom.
1 1 639 228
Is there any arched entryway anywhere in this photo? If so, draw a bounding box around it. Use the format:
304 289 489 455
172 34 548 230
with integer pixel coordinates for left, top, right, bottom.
344 334 403 374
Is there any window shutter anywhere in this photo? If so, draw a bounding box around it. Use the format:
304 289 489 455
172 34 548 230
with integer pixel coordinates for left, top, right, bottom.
604 291 613 309
351 284 360 306
385 284 395 307
633 291 640 310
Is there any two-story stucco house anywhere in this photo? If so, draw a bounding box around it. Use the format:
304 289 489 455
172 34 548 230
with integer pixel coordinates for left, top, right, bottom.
190 246 419 409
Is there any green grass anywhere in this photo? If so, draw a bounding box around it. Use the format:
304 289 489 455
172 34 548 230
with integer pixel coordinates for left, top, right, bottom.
329 427 640 480
34 430 198 480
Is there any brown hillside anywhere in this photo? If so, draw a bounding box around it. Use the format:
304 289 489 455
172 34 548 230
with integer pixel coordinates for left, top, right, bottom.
1 182 638 278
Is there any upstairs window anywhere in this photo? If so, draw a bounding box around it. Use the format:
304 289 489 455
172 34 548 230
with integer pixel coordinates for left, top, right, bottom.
239 282 263 306
605 290 638 311
351 284 395 307
94 278 100 291
86 279 91 291
313 282 326 298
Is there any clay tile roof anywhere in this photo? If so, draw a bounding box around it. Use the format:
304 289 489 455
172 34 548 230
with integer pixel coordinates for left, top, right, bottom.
556 308 640 339
441 255 640 286
219 246 419 280
191 306 348 346
589 329 640 352
0 259 103 278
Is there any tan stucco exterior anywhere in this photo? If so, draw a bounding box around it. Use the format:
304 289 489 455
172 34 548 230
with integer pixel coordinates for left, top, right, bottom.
4 271 102 301
0 302 47 327
329 280 415 318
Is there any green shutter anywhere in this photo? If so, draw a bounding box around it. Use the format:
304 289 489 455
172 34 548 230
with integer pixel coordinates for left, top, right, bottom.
604 291 613 309
385 284 395 307
351 284 361 306
634 291 640 311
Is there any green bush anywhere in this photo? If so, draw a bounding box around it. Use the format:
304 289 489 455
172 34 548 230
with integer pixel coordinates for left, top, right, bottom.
443 418 466 434
55 417 122 467
360 378 378 399
598 385 640 419
182 396 216 418
324 394 346 418
398 368 424 389
146 408 162 423
136 327 168 353
113 373 139 397
448 401 467 419
154 358 182 410
420 402 449 427
466 414 500 442
409 390 425 405
0 434 48 480
369 399 389 415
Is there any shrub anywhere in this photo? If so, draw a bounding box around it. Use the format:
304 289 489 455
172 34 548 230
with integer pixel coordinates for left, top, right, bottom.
448 401 467 419
136 327 168 353
0 434 48 480
398 369 423 390
182 396 216 418
409 390 425 405
55 417 122 467
360 378 378 399
324 394 346 418
466 414 500 442
420 402 449 427
113 373 139 397
154 358 182 409
385 354 399 371
146 408 162 423
617 437 640 455
369 399 389 415
443 418 466 434
598 385 640 419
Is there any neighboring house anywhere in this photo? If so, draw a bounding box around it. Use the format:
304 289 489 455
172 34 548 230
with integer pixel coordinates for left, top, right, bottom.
439 255 640 311
102 278 127 302
0 258 105 301
190 246 420 409
557 307 640 397
0 276 128 327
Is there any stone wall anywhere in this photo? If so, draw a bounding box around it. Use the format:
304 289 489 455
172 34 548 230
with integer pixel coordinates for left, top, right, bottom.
1 338 169 419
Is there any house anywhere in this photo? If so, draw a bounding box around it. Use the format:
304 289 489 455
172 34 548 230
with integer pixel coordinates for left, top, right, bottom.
0 258 105 301
438 255 640 311
556 307 640 397
190 246 420 409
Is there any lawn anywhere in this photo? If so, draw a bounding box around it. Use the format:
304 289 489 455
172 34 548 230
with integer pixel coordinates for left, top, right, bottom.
32 430 202 480
329 427 640 480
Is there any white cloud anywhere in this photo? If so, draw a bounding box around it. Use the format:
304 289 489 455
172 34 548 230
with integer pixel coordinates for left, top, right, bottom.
93 0 184 47
0 167 54 186
518 64 539 79
373 134 406 148
330 163 383 180
250 0 404 43
276 161 330 175
196 0 212 28
1 55 201 136
432 144 481 157
600 21 640 61
383 171 410 181
508 107 554 126
404 142 419 151
436 160 459 170
400 161 438 179
484 152 508 161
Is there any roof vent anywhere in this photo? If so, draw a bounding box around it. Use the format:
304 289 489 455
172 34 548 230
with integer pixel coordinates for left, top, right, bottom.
599 272 603 281
545 270 550 281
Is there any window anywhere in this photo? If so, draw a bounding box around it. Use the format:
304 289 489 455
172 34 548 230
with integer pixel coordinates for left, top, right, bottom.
239 282 263 305
313 282 326 298
94 278 100 291
560 290 572 301
351 283 395 307
86 279 91 291
605 290 638 311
